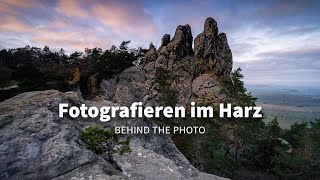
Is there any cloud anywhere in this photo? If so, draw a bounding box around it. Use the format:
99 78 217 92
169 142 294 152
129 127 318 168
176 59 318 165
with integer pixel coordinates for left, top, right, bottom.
0 0 41 8
0 0 319 86
0 2 12 14
56 0 90 19
28 17 122 53
0 0 43 16
235 50 320 86
92 1 157 39
274 26 319 36
229 42 256 59
227 20 320 63
31 27 117 52
236 67 319 87
254 0 315 17
48 17 70 29
256 48 320 60
0 16 32 32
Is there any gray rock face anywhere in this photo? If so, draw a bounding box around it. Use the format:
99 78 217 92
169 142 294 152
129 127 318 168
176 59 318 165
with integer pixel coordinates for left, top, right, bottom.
98 77 118 101
204 17 218 36
0 91 101 179
169 25 193 59
191 74 223 107
144 46 157 64
0 90 226 180
155 25 193 61
194 17 232 78
113 146 226 180
216 33 233 78
98 66 145 106
53 163 124 180
113 66 145 105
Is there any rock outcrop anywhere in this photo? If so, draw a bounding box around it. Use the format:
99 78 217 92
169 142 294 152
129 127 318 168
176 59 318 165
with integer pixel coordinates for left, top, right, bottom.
0 91 106 179
98 66 145 106
194 17 232 78
161 34 171 47
0 90 226 180
143 24 196 108
143 17 232 107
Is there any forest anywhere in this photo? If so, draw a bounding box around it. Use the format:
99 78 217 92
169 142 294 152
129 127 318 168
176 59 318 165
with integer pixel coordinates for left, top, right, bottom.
0 41 146 101
0 43 319 179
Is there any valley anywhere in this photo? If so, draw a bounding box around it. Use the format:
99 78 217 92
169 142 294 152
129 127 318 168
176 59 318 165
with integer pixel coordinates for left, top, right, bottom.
248 85 320 129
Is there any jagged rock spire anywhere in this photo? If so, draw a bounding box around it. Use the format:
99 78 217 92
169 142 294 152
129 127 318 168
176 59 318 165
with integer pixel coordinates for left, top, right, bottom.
170 24 193 58
161 34 170 47
144 17 232 79
204 17 218 36
194 17 232 79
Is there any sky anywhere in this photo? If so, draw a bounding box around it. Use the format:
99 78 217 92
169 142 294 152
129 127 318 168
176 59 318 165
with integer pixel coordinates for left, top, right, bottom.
0 0 319 87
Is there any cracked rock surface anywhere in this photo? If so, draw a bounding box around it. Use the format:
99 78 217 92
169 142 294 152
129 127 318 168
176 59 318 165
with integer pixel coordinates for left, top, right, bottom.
0 90 226 180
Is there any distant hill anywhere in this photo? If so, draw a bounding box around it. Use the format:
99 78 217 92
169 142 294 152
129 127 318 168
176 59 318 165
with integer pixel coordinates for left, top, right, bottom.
248 84 320 128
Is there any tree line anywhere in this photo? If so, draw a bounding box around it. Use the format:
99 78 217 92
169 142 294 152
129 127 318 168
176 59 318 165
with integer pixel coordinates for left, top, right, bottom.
0 41 147 101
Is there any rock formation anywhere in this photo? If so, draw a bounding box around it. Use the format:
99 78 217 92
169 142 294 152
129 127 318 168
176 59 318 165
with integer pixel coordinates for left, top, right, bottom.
194 17 232 78
0 17 232 179
143 17 232 107
99 18 232 107
0 91 101 179
143 24 195 108
161 34 171 47
0 90 226 180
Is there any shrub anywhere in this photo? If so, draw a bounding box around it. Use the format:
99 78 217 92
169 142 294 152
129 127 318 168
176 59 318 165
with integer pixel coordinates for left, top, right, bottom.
80 126 131 155
80 126 116 154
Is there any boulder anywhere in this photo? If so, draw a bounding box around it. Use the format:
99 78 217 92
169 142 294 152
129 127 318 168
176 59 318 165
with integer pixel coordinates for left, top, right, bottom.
0 90 103 179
